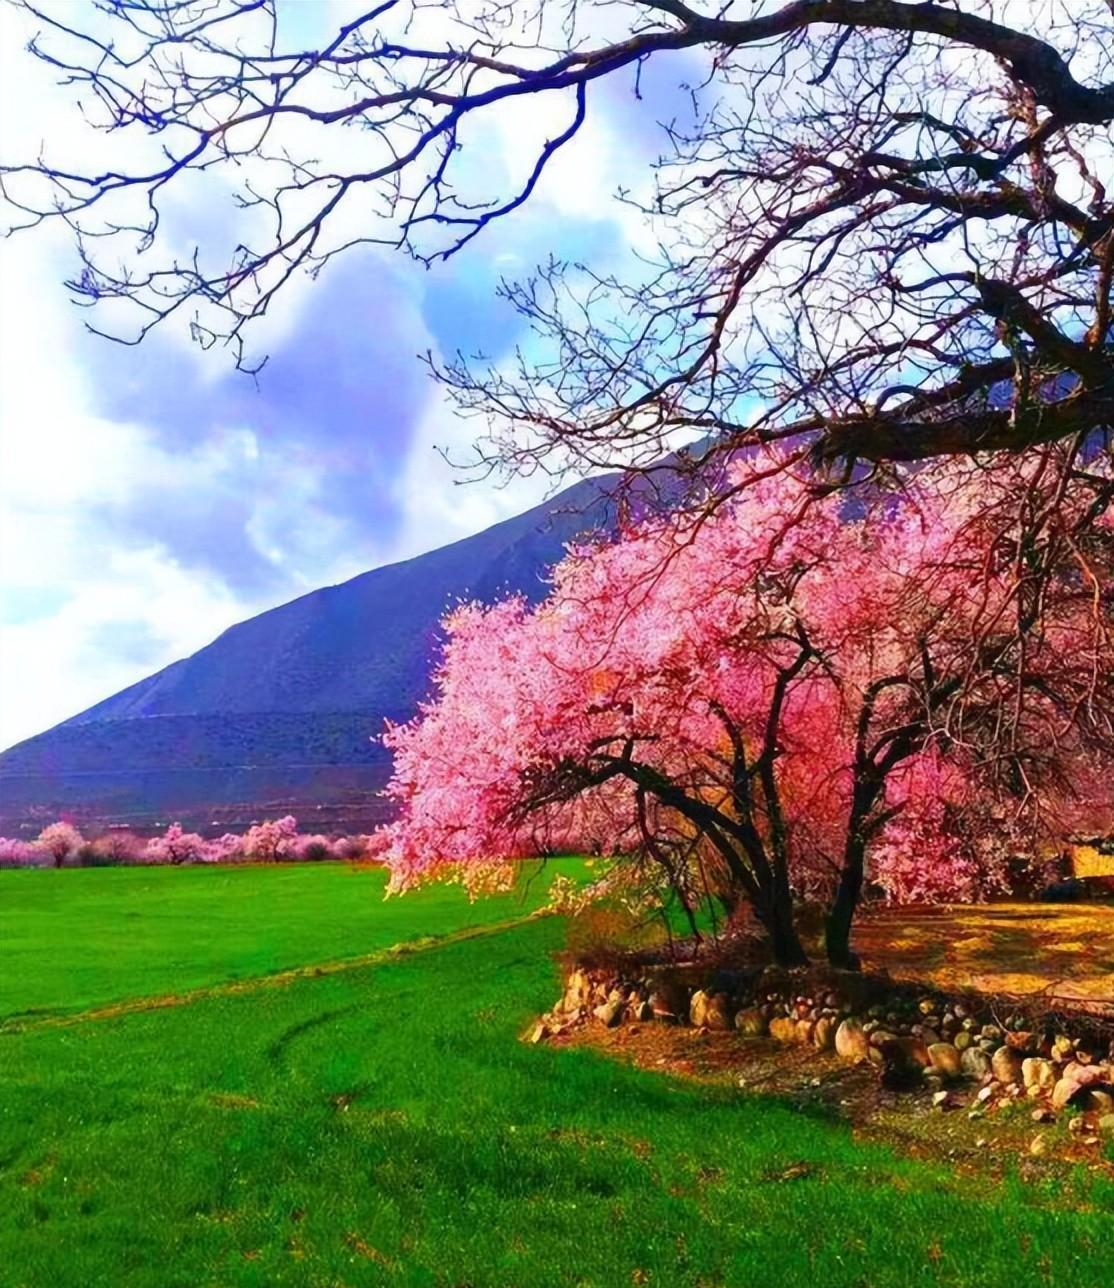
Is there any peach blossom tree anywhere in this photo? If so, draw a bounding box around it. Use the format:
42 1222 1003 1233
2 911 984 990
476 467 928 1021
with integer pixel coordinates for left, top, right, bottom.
379 454 1114 967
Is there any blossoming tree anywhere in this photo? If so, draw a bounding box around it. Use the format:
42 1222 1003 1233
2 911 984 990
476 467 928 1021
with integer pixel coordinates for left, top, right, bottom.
144 823 208 866
34 822 85 869
379 454 1114 967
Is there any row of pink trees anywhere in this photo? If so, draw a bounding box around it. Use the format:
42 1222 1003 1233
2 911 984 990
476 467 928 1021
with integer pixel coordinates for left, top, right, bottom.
0 818 374 868
378 451 1114 968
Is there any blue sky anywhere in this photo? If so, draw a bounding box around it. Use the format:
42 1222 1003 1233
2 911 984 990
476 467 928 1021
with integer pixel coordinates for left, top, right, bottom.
0 2 700 749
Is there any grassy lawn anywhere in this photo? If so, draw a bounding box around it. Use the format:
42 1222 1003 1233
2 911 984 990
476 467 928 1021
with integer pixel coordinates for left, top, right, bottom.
1 866 1112 1286
0 859 579 1022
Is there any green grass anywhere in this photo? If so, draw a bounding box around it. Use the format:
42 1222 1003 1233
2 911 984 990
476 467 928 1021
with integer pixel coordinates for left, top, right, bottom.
0 859 580 1021
1 865 1112 1287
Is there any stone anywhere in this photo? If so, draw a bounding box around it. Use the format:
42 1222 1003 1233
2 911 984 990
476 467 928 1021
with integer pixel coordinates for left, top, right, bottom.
796 1018 816 1044
769 1016 799 1044
1099 1113 1114 1135
1022 1057 1056 1092
932 1090 951 1108
593 1000 623 1028
735 1007 767 1037
927 1042 962 1078
1031 1106 1055 1124
1084 1088 1114 1115
960 1047 993 1081
561 969 592 1012
991 1046 1023 1086
869 1029 898 1048
981 1024 1003 1043
1029 1135 1049 1157
953 1031 972 1052
813 1016 836 1050
528 1021 549 1044
1052 1062 1110 1110
835 1018 871 1063
690 990 734 1031
976 1083 997 1104
1051 1035 1074 1064
635 1001 654 1023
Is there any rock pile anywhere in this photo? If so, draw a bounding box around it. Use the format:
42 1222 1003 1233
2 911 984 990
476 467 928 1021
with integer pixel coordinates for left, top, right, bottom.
535 962 1114 1141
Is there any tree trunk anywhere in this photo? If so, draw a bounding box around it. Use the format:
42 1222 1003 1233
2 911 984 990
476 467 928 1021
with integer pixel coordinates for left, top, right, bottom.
826 837 864 970
757 888 810 968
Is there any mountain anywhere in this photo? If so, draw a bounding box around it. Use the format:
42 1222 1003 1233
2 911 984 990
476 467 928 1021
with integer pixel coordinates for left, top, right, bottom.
0 477 614 835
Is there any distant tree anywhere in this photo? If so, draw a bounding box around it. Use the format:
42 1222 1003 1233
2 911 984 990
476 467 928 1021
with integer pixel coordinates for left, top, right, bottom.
34 821 84 869
144 822 207 866
91 831 145 866
3 2 1114 478
242 815 299 863
334 834 373 862
380 452 1114 966
0 836 44 868
201 832 244 864
292 834 336 862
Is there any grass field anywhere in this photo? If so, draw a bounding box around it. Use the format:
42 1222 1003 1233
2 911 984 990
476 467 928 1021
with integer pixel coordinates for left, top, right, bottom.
1 864 1113 1287
0 860 577 1021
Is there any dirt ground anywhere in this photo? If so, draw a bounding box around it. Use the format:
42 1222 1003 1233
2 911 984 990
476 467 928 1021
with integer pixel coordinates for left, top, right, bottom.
853 902 1114 1010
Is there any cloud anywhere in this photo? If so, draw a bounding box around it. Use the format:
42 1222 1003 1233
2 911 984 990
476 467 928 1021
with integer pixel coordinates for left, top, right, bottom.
0 1 700 751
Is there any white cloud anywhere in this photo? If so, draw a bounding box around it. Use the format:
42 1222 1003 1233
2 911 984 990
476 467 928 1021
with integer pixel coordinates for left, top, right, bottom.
0 0 677 751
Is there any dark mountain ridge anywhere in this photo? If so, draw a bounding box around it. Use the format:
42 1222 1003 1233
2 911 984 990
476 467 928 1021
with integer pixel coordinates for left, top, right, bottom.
0 476 613 834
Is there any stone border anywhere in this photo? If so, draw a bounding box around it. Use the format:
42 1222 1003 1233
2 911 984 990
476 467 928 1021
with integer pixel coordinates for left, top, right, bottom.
533 960 1114 1143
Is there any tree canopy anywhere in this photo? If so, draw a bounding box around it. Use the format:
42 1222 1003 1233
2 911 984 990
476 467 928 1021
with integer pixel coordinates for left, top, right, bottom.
379 449 1114 965
4 2 1114 479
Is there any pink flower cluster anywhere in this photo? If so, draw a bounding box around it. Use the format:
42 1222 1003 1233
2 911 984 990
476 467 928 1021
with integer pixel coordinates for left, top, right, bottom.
0 817 375 868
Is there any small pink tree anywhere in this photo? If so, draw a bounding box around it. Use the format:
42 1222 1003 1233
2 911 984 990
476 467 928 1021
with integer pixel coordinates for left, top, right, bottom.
292 834 336 862
91 831 144 865
242 816 298 863
0 837 45 867
202 833 245 864
144 822 207 866
34 822 84 869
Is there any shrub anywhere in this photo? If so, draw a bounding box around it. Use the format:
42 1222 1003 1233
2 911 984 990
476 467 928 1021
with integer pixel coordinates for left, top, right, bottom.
293 834 334 862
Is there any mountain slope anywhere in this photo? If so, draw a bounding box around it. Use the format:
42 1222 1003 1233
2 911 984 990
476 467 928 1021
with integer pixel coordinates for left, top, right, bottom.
0 477 613 833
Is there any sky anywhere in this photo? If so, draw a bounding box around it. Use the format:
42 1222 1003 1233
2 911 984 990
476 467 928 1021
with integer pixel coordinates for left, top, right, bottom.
0 2 698 750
